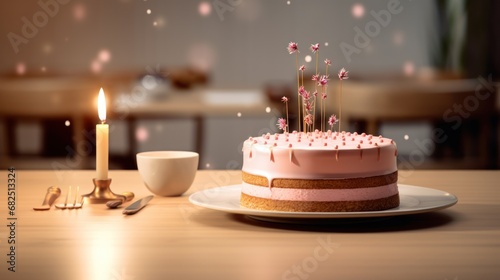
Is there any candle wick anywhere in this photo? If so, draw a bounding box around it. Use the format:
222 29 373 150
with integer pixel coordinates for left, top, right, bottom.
101 120 106 124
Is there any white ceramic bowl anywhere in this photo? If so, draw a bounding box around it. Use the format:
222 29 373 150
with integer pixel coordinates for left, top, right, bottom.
137 151 199 196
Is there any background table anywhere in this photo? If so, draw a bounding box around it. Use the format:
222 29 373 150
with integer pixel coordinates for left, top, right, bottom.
0 170 498 279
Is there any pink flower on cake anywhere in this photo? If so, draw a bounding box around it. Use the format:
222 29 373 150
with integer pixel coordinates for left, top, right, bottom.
287 42 298 54
277 118 287 131
299 65 306 72
304 100 313 111
317 75 329 86
311 74 319 81
312 90 318 97
298 86 306 95
301 90 311 101
328 114 338 127
338 67 349 80
310 43 319 53
321 92 327 100
324 59 331 66
304 114 313 126
281 96 288 103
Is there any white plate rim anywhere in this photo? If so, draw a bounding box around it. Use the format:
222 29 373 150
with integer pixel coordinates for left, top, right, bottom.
188 184 458 219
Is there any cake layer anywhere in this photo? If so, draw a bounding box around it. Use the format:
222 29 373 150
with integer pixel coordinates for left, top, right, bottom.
241 182 398 202
242 171 398 189
241 192 400 212
242 131 397 182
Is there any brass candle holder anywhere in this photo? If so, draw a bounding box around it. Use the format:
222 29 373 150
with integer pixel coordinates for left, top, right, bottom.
82 178 134 204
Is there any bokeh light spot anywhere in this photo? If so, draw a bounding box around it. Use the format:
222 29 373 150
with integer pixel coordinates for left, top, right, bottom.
404 134 409 140
91 60 102 73
304 55 312 63
265 107 271 113
73 3 87 21
16 63 26 75
198 2 211 16
237 112 242 117
98 49 111 63
146 9 151 15
65 120 71 127
403 61 415 76
136 127 149 142
352 4 365 18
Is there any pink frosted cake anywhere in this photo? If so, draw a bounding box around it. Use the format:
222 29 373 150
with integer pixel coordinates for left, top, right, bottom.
240 131 399 212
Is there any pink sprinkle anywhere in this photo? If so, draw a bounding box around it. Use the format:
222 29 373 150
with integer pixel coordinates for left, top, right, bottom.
360 140 363 144
381 139 384 143
342 142 346 146
285 138 289 142
275 136 279 140
324 142 327 146
368 135 373 140
308 143 312 146
357 144 361 149
391 140 394 144
293 130 297 134
315 129 319 133
264 141 267 144
253 140 257 144
324 136 328 139
362 133 366 137
379 135 382 138
369 141 372 144
333 136 337 140
273 143 277 147
335 145 338 149
375 143 378 146
351 137 355 141
249 137 253 140
354 132 358 135
298 139 301 142
288 143 292 148
310 138 314 142
347 132 351 136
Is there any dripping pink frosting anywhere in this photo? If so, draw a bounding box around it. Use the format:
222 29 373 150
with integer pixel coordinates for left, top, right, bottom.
242 131 398 181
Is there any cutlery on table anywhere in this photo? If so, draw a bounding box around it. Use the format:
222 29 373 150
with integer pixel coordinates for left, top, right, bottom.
55 186 84 209
122 195 154 215
33 186 62 211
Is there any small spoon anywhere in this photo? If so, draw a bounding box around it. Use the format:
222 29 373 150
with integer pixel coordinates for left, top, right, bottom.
106 200 123 209
33 186 61 211
106 192 135 209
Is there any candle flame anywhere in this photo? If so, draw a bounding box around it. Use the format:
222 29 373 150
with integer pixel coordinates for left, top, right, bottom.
98 87 106 123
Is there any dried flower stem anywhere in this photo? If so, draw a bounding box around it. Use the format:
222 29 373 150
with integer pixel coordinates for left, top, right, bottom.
339 80 342 132
295 52 301 132
313 52 318 131
285 101 289 133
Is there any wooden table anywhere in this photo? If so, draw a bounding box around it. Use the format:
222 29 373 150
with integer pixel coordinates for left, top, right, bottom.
0 170 498 279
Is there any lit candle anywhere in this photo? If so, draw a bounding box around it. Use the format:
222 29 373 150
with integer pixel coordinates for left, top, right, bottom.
96 88 109 180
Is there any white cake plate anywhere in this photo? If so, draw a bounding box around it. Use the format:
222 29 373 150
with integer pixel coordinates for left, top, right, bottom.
189 184 457 219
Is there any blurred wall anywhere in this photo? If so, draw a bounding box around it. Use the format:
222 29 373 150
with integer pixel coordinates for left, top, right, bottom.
0 0 438 87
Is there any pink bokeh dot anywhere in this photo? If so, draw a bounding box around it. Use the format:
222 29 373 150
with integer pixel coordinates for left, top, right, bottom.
16 63 26 75
351 3 365 18
198 2 211 16
136 127 149 142
404 61 415 76
98 49 111 63
91 60 102 73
